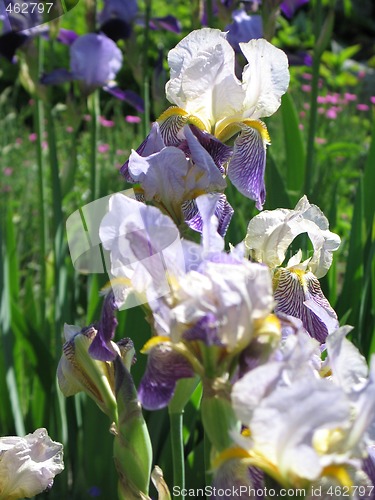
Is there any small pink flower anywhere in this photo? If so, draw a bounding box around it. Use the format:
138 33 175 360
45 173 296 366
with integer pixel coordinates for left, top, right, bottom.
326 108 337 119
326 94 339 104
356 104 369 112
99 116 115 128
302 73 312 81
125 115 141 124
301 84 311 93
16 138 22 145
298 123 304 130
344 93 357 102
318 107 325 115
358 70 366 79
315 137 327 145
42 141 48 150
299 111 306 119
317 96 326 104
116 149 126 156
370 96 375 105
29 99 35 105
29 133 38 142
303 102 310 110
4 167 13 176
98 143 110 154
115 163 122 170
83 114 92 122
66 126 74 133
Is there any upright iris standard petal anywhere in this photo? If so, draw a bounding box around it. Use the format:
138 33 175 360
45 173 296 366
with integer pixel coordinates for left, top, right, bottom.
0 429 64 500
99 0 138 41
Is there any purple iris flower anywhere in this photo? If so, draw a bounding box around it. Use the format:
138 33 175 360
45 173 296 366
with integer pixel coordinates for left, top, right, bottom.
226 9 263 52
280 0 309 18
99 0 138 41
41 32 144 111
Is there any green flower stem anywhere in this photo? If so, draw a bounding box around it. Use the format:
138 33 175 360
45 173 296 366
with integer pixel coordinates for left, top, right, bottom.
169 410 185 500
88 90 100 201
34 36 47 329
204 430 212 489
142 0 152 137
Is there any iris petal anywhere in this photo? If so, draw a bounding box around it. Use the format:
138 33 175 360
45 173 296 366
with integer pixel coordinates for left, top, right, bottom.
273 268 339 343
138 343 195 410
89 292 118 361
182 193 233 238
227 121 270 210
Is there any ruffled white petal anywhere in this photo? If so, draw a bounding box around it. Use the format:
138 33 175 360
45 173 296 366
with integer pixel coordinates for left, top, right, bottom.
0 429 64 499
240 38 290 119
166 28 244 130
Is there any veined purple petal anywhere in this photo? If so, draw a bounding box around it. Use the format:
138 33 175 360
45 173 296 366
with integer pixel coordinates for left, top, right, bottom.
227 123 268 210
70 33 122 89
183 193 233 238
41 69 75 85
213 460 265 500
120 122 165 181
190 125 232 174
138 344 195 410
149 15 181 33
363 446 375 488
182 313 222 346
273 268 338 343
280 0 309 19
104 86 144 112
158 111 188 146
89 291 118 361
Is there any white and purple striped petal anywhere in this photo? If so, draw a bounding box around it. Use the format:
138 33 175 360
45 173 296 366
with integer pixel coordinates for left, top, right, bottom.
273 268 339 343
138 344 195 410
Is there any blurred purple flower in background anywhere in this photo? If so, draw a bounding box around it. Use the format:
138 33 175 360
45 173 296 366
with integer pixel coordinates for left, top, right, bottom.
280 0 309 18
99 0 138 41
41 32 144 111
225 9 263 52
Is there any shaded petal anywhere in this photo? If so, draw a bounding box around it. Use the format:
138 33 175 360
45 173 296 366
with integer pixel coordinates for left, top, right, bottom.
189 125 233 174
213 460 265 499
166 28 244 129
0 31 28 61
120 122 165 181
227 121 269 210
280 0 309 19
41 68 75 85
240 38 290 119
273 268 338 342
149 15 181 33
89 291 118 361
103 85 144 112
182 193 233 239
127 146 189 205
138 343 195 410
182 313 222 346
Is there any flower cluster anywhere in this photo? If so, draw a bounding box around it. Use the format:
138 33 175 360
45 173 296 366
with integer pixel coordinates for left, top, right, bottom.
60 27 375 498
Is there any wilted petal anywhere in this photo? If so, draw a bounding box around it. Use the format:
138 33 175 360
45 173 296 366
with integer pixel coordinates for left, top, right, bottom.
138 343 195 410
0 429 64 500
273 268 338 342
227 121 270 210
240 38 290 120
70 33 122 89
